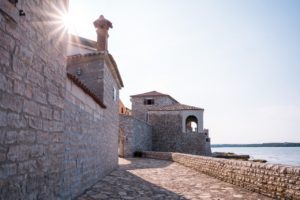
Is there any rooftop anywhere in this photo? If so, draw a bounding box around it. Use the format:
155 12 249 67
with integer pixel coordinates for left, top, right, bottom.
149 103 204 111
131 91 178 103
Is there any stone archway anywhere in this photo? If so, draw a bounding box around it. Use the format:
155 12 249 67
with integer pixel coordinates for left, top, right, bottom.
186 115 198 133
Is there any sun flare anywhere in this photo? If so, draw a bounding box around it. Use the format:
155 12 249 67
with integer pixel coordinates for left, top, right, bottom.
62 13 72 31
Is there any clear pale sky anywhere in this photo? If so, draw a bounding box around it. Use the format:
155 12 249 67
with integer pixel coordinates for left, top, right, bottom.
67 0 300 144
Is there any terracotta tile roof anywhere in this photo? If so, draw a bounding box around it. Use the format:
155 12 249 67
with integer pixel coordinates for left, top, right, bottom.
149 103 204 111
67 73 106 108
131 91 178 103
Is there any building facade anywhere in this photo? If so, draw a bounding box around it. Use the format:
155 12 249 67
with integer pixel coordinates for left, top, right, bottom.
119 91 212 157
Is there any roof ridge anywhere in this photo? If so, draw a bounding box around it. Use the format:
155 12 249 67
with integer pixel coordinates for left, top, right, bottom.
149 103 204 111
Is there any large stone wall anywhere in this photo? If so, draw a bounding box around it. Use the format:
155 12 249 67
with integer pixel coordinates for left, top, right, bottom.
119 115 152 157
63 78 118 198
0 1 119 199
0 1 68 199
142 151 300 200
148 111 211 156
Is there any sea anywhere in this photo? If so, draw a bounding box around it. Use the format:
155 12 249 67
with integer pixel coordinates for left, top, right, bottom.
211 147 300 167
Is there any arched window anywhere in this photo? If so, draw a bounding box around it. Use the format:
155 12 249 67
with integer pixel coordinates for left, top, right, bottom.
186 115 198 132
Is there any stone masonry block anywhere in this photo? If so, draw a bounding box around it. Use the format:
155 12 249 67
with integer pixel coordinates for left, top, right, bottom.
32 86 47 104
13 79 26 96
0 163 17 179
0 48 10 68
0 110 7 127
23 99 40 116
18 160 37 174
29 144 45 158
19 45 33 65
5 131 18 144
7 145 31 161
0 74 13 93
48 93 64 108
0 93 23 113
7 112 27 128
18 130 36 144
0 152 6 162
27 115 43 130
40 106 52 120
26 68 44 87
53 109 61 120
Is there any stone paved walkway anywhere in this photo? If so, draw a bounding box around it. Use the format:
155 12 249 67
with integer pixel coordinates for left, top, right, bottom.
77 158 271 200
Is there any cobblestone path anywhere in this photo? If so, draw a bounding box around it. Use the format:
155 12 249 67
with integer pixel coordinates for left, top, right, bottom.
77 158 270 200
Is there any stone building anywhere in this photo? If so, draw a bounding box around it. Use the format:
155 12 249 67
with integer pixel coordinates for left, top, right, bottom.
119 100 131 115
0 1 123 198
119 91 211 157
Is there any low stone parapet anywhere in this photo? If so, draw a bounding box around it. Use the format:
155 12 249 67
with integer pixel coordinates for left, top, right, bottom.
142 151 300 200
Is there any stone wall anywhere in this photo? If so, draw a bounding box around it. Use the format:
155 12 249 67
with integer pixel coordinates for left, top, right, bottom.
0 1 119 199
131 96 176 122
142 151 300 200
119 115 152 157
0 1 68 199
63 78 119 198
148 111 211 156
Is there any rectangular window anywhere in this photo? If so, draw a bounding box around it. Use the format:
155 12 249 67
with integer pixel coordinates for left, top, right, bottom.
113 87 117 101
144 98 154 105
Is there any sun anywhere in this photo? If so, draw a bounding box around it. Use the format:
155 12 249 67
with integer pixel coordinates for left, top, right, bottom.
62 13 72 31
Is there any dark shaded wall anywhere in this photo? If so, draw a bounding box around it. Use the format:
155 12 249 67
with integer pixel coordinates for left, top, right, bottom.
148 112 211 156
119 115 152 157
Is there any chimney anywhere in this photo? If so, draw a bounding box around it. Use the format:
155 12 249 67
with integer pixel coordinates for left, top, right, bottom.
93 15 113 52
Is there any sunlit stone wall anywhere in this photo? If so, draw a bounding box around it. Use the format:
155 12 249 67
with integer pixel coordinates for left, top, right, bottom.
142 151 300 200
0 1 119 199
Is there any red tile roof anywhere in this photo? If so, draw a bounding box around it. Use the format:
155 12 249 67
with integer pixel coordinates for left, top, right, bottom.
67 73 106 108
149 103 204 111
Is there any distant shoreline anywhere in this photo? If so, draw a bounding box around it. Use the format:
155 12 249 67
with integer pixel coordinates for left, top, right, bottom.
211 143 300 148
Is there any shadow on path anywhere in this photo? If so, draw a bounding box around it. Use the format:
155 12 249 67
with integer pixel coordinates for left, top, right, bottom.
76 158 271 200
77 165 186 199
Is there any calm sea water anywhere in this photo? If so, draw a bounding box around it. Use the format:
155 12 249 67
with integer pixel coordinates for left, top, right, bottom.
211 147 300 167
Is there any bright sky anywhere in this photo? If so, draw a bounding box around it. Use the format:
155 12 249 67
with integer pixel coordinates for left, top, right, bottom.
67 0 300 144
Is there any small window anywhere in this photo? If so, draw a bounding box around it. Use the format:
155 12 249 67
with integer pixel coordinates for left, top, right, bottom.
144 98 154 105
206 138 210 142
113 87 117 101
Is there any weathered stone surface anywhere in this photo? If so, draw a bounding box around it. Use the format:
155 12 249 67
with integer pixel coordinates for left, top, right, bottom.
149 111 211 156
78 158 271 200
142 151 300 200
1 1 120 199
119 115 152 157
0 110 7 127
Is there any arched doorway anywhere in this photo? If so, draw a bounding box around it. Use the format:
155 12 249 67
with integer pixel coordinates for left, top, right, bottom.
186 115 198 132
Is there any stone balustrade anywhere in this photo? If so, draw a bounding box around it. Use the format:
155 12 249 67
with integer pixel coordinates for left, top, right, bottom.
142 151 300 200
